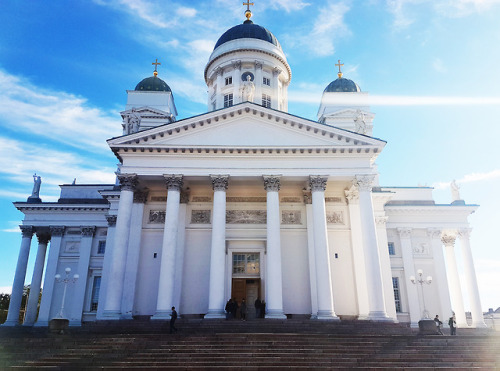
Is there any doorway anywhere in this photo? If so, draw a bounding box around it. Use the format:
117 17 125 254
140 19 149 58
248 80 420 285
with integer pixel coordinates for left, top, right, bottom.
231 278 261 319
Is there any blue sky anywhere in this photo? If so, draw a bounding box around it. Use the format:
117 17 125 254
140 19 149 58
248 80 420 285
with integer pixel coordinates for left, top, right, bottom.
1 0 499 311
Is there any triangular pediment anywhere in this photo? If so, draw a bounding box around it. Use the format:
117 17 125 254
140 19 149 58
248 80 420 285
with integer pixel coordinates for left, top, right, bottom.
120 107 171 119
109 102 385 151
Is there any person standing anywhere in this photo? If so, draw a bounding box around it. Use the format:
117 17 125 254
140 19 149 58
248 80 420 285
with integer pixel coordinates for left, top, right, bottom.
170 306 178 333
449 314 457 335
240 299 247 321
254 298 262 319
434 315 444 335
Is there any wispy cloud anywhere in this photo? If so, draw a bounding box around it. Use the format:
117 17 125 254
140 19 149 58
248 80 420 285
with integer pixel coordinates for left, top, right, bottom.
433 169 500 190
269 0 310 12
434 0 500 18
0 70 120 152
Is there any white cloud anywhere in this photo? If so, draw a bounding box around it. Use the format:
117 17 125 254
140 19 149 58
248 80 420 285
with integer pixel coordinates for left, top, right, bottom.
176 6 197 18
269 0 310 12
0 70 120 152
434 0 500 18
0 286 11 294
433 169 500 190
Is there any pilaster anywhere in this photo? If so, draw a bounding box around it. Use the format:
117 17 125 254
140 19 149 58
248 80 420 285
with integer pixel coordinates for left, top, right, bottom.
398 227 420 327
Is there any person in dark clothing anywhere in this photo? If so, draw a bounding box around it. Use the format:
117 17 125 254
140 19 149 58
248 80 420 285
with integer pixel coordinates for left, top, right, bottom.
231 298 238 319
240 299 247 321
170 306 178 333
225 299 233 320
254 298 262 319
260 300 266 318
449 315 457 335
434 315 443 335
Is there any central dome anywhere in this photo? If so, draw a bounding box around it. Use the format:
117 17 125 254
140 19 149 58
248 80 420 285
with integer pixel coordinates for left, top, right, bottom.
135 76 172 92
213 20 281 50
324 77 361 93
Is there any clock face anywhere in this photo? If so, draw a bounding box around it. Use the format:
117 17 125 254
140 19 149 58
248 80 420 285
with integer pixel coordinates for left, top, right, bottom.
241 72 254 81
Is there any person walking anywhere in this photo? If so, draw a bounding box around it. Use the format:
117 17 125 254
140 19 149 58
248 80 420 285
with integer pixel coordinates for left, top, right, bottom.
434 315 444 335
170 306 178 333
448 314 457 335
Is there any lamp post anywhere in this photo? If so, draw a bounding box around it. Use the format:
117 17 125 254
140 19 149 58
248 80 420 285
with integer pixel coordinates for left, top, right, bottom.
410 269 436 334
54 267 79 319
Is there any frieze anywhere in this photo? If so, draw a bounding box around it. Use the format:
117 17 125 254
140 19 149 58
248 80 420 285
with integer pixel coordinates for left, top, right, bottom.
227 197 267 203
65 241 80 253
281 210 301 225
325 197 343 203
413 243 429 255
326 211 344 224
149 210 166 224
150 196 167 202
192 196 212 202
226 210 266 224
281 197 301 203
191 210 211 224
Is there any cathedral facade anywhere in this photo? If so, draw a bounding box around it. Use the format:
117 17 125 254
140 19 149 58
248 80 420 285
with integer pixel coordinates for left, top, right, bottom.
5 10 485 328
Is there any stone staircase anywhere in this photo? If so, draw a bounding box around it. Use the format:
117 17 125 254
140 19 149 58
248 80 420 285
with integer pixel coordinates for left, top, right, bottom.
0 319 499 369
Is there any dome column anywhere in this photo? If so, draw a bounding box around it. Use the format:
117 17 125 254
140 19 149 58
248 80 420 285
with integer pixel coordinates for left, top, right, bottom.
215 68 223 109
272 67 281 109
254 61 263 105
232 62 241 105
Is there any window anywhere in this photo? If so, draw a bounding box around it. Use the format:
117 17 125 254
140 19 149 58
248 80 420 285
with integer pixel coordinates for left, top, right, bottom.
97 240 106 254
392 277 402 313
90 276 101 311
388 242 395 256
262 94 271 108
225 76 232 85
263 77 270 86
224 93 233 107
232 253 260 275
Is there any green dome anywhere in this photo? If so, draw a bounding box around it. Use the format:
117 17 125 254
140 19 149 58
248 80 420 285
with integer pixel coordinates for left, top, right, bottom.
135 76 172 92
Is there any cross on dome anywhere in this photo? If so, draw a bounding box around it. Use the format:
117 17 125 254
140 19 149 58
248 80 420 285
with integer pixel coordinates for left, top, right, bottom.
335 59 344 78
243 1 254 20
152 58 161 77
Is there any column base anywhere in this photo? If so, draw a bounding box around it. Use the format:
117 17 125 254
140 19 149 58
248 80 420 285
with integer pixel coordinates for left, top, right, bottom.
2 320 20 327
367 311 393 322
34 320 49 327
265 309 287 319
101 310 121 320
151 310 172 320
120 313 134 320
22 322 35 327
314 310 340 321
69 320 82 327
204 310 226 319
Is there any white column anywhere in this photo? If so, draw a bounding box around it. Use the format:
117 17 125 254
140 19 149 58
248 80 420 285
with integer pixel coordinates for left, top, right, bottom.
263 176 286 319
442 234 468 327
36 226 65 326
458 229 487 328
102 173 138 319
255 61 263 105
398 228 420 326
355 175 389 321
70 226 95 325
205 175 229 319
375 216 398 322
215 68 223 109
153 174 183 319
271 67 281 109
232 62 241 104
96 215 117 320
121 190 148 319
305 199 318 318
428 229 453 324
4 225 34 326
309 176 338 320
23 233 50 326
345 185 369 319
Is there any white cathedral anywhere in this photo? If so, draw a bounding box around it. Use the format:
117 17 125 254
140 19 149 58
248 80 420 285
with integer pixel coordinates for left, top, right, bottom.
5 7 486 329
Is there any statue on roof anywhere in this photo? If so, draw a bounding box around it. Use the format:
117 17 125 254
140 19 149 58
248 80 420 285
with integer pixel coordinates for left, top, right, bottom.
354 110 367 135
450 180 461 201
27 173 42 203
123 109 142 134
241 75 255 102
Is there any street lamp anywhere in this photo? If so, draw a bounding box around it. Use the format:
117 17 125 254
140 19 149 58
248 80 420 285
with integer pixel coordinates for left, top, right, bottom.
410 269 432 319
54 267 79 319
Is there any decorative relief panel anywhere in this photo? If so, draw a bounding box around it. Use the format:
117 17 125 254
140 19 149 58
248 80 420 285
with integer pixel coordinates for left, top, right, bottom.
325 197 343 203
150 196 167 202
281 210 301 225
413 243 429 255
65 241 80 253
149 210 166 224
192 196 212 202
191 210 211 224
227 197 266 203
226 210 266 224
326 211 344 224
281 197 301 203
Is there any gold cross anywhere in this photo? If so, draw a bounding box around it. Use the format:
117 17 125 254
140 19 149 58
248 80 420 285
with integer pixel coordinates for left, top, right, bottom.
243 1 254 12
152 58 161 72
335 59 344 78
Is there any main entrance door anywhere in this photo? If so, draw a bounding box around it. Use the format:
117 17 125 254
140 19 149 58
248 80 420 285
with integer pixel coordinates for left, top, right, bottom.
231 278 260 319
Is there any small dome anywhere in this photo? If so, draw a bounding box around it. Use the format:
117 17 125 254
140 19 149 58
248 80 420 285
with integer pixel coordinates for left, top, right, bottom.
135 76 172 92
214 20 281 50
324 77 361 93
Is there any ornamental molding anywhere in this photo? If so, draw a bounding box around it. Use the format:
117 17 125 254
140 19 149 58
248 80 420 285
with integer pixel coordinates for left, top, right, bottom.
375 216 389 226
180 189 190 204
192 196 212 202
281 197 301 203
20 225 34 238
457 228 472 239
231 61 242 70
355 175 375 192
281 210 301 225
427 228 442 239
263 175 281 192
302 190 312 204
441 234 456 247
133 190 149 203
164 174 183 191
117 173 139 191
413 243 429 255
211 175 229 191
227 197 266 203
226 210 266 224
326 211 344 224
81 226 96 237
309 176 327 192
106 215 117 226
191 210 211 224
15 204 109 212
397 227 412 239
149 210 166 224
49 226 65 236
345 185 359 203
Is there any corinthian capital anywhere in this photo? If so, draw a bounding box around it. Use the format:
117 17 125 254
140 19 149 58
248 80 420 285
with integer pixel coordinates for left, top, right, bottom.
133 190 149 203
397 227 412 239
441 234 456 247
263 175 281 192
117 173 139 191
20 225 34 238
345 185 359 203
355 175 375 192
211 175 229 191
309 176 327 192
427 228 442 240
457 228 472 239
49 226 65 237
81 226 96 237
164 174 183 191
